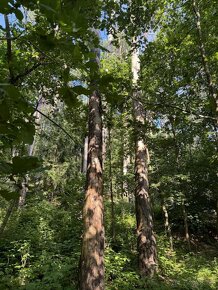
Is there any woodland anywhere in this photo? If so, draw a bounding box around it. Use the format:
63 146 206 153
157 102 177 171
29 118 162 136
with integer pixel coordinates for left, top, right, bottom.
0 0 217 289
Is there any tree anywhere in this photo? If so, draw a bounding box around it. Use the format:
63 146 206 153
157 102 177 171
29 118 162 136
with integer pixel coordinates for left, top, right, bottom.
132 41 157 276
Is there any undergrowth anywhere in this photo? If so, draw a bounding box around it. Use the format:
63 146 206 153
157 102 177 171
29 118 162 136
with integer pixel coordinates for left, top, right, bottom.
0 198 217 289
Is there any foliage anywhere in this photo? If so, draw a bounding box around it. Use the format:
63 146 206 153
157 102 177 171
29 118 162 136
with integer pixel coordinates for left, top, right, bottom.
0 0 217 289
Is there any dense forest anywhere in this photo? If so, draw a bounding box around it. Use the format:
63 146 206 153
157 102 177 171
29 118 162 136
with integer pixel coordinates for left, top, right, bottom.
0 1 217 289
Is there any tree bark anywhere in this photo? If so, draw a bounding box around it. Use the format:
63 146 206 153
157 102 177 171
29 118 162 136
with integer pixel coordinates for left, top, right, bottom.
132 43 157 277
182 200 191 251
108 127 115 240
82 136 89 173
18 177 28 208
162 203 173 251
79 89 104 290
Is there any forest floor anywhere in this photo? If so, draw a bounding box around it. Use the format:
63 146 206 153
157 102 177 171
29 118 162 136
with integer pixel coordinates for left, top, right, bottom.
0 198 217 290
104 202 218 290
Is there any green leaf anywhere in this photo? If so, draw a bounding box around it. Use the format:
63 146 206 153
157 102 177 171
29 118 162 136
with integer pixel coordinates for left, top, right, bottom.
0 101 10 121
0 161 13 174
0 189 19 201
14 9 23 21
12 156 41 174
0 0 10 13
59 87 80 108
71 86 90 95
2 84 21 99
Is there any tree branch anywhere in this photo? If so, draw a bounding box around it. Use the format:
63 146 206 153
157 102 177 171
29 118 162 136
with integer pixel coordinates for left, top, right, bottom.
35 109 75 141
130 95 216 121
13 61 46 85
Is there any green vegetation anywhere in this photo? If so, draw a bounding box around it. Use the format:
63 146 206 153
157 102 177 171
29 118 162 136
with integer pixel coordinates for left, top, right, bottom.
0 199 217 289
0 0 217 289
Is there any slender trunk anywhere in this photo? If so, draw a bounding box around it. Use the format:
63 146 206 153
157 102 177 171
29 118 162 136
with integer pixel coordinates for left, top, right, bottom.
216 199 218 236
121 114 131 200
132 43 157 276
82 136 89 173
170 119 191 249
18 177 28 208
108 127 115 240
0 200 17 236
102 127 108 170
182 200 191 251
123 154 130 199
162 203 173 251
192 0 218 124
121 141 125 199
79 86 104 289
18 97 43 208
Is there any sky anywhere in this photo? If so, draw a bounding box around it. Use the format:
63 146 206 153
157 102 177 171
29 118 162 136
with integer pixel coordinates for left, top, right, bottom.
0 14 4 28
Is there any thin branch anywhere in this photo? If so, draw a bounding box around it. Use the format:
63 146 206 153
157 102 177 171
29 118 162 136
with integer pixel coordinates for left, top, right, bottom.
151 101 216 121
13 61 46 85
0 31 25 41
35 109 75 141
192 0 218 126
130 95 216 121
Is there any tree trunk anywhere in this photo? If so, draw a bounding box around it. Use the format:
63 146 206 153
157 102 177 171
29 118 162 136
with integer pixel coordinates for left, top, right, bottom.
216 199 218 237
108 127 115 240
123 154 130 199
162 203 173 251
192 0 218 125
82 136 89 173
182 200 191 251
18 97 43 208
79 90 104 290
18 177 28 208
132 43 157 277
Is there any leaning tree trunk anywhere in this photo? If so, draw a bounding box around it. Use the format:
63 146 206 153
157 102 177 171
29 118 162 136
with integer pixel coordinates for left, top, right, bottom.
0 199 17 236
79 43 104 289
132 42 157 277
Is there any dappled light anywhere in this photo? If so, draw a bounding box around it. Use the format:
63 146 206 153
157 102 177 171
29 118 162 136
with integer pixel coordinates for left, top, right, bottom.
0 0 217 289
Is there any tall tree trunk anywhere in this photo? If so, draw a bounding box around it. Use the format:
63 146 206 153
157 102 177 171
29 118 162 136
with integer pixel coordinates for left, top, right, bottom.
79 44 104 289
132 43 157 277
192 0 218 125
169 117 191 250
108 126 115 240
